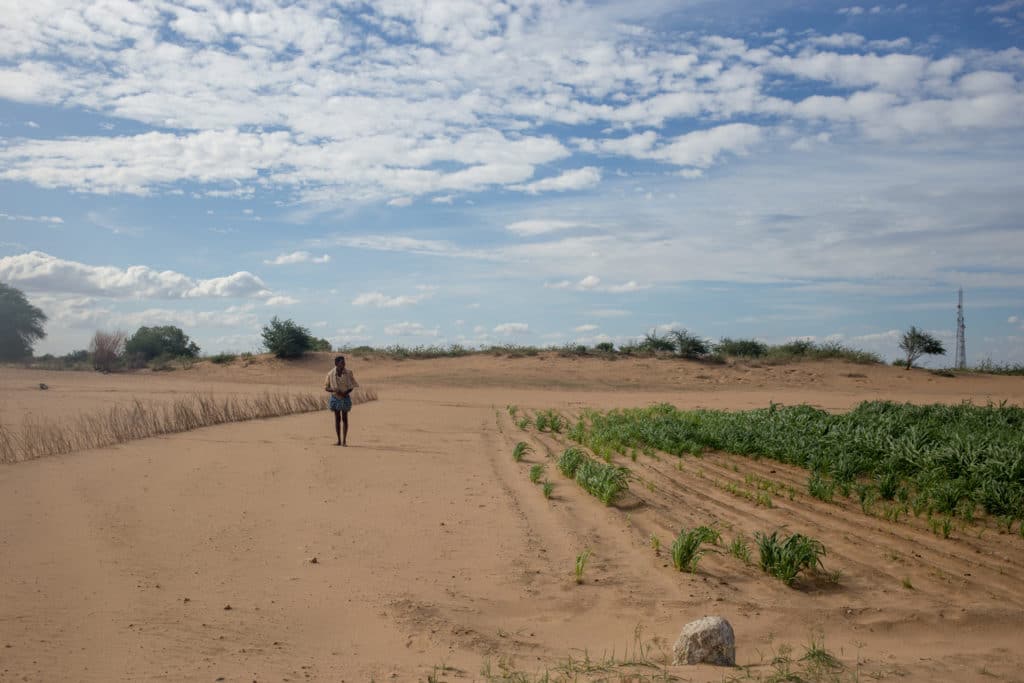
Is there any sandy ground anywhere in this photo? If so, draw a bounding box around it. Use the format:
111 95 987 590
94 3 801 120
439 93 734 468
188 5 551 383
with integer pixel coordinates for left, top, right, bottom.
1 353 1023 682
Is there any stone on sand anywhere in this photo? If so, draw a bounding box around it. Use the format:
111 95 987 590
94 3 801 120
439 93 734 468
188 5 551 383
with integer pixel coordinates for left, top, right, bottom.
672 616 735 666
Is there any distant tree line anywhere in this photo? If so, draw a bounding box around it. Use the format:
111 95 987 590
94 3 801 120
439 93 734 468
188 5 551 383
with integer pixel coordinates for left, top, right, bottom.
0 281 955 371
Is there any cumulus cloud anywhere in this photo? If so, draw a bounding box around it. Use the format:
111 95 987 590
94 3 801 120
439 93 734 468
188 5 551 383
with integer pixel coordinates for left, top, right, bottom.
0 1 1019 203
332 324 371 345
265 295 299 306
352 287 434 308
494 322 529 335
0 251 271 299
583 124 763 170
1 212 63 224
385 322 439 337
574 324 599 332
511 167 602 194
505 219 587 236
35 296 260 331
264 251 331 265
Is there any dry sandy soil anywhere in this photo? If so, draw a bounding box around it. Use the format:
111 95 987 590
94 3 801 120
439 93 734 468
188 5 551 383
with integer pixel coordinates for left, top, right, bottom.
1 353 1023 682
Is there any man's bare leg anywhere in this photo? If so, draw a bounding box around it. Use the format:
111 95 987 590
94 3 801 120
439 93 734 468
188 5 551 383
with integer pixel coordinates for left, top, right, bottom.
341 411 349 446
333 410 342 445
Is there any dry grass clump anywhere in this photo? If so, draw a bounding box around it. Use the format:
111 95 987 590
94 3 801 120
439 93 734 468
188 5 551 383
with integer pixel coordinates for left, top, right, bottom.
0 388 377 463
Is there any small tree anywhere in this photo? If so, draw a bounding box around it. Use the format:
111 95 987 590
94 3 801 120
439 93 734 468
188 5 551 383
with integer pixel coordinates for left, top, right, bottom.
310 337 333 352
91 330 126 372
261 317 314 358
668 329 710 359
898 326 945 369
0 283 47 361
125 325 200 361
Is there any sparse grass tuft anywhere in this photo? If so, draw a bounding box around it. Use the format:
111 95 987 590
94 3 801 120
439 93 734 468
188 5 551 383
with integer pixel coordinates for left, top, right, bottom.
574 549 591 584
529 464 545 484
557 447 587 477
728 534 752 565
534 409 567 433
512 441 533 462
670 526 720 573
542 481 554 499
755 531 827 587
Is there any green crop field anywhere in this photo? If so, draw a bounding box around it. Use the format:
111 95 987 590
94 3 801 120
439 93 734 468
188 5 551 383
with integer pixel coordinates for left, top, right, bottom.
567 401 1024 522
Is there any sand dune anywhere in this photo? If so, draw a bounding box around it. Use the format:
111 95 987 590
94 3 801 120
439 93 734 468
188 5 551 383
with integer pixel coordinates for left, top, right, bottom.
1 355 1022 681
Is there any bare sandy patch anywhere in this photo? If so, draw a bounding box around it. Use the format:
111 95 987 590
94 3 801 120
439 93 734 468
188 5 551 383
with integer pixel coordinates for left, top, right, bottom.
1 356 1022 681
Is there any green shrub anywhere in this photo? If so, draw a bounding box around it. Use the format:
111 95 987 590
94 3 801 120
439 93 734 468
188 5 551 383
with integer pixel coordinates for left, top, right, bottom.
209 353 238 365
125 325 200 361
529 464 544 483
261 317 315 358
716 337 768 358
667 329 710 359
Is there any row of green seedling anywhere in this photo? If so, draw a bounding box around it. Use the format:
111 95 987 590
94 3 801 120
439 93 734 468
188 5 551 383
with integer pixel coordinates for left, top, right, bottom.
512 441 553 498
557 447 629 505
659 526 828 587
568 401 1024 523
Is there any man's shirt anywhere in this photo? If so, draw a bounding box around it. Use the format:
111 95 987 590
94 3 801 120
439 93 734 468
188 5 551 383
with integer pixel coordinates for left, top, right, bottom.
324 367 359 394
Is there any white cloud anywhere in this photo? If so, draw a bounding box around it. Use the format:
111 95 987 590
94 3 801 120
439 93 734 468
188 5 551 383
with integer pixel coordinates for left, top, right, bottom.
25 120 39 128
511 167 601 194
332 325 371 345
0 212 63 224
352 287 434 307
494 322 529 335
544 280 572 289
505 219 587 236
579 275 601 290
0 251 271 299
264 251 331 265
574 324 599 332
385 322 439 337
1009 315 1020 324
387 197 413 207
431 195 455 204
584 124 763 170
606 280 646 293
35 297 260 331
808 33 866 49
265 295 299 306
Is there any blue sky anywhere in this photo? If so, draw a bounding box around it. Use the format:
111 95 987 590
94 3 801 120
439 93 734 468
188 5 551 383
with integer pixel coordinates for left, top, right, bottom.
1 0 1023 364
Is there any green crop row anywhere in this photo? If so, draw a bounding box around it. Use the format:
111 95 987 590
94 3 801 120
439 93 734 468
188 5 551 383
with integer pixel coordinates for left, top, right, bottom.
568 401 1024 521
557 447 630 505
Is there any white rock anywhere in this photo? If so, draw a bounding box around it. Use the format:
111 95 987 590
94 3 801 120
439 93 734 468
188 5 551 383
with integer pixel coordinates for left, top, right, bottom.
672 615 735 666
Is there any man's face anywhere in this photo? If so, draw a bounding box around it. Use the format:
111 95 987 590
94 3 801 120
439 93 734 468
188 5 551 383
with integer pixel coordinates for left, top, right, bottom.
336 358 345 371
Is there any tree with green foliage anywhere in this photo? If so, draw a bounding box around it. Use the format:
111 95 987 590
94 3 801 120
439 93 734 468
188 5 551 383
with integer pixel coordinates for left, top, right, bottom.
716 337 768 358
668 329 710 359
0 283 47 361
310 337 333 352
261 316 314 358
898 326 946 369
125 325 200 361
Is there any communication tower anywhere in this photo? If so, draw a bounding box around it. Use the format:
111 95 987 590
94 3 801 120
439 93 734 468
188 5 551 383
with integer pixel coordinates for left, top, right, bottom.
955 288 966 370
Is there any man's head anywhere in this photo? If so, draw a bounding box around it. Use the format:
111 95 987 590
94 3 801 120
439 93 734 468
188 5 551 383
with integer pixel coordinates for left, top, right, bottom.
334 355 346 370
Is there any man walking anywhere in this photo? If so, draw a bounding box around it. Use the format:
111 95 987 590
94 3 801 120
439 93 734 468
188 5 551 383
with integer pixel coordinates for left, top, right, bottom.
324 355 359 446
